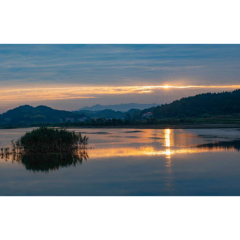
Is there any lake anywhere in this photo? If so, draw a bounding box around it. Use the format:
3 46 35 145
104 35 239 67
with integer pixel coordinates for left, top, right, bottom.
0 127 240 196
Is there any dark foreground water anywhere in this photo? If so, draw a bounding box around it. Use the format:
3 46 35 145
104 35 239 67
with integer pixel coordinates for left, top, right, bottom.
0 128 240 196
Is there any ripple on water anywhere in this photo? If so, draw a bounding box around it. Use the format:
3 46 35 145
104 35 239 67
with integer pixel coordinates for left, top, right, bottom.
79 132 111 134
124 131 143 133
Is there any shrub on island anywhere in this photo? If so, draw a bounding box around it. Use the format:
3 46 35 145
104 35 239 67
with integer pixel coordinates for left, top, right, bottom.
6 127 89 172
13 127 88 154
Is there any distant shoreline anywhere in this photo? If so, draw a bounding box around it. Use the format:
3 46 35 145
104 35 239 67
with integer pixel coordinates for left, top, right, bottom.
65 124 240 129
1 124 240 130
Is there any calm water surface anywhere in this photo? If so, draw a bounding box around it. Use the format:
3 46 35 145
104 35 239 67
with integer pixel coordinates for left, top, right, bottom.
0 128 240 196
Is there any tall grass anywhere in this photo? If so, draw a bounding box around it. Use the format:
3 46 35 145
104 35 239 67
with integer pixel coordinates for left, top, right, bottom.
13 127 88 154
1 127 89 172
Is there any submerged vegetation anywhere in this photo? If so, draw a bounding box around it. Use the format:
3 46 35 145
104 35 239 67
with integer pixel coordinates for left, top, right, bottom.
0 127 89 172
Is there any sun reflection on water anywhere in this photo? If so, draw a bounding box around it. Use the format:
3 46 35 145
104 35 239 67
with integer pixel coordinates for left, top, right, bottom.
1 128 238 164
164 129 172 162
165 129 171 147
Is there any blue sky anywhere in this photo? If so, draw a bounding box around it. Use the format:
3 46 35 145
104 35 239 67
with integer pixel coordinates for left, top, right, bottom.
1 44 240 112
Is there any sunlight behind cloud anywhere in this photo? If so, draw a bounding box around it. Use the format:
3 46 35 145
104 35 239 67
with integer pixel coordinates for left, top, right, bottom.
0 85 240 102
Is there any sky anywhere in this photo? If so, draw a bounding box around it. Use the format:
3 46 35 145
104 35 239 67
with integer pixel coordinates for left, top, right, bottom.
1 44 240 113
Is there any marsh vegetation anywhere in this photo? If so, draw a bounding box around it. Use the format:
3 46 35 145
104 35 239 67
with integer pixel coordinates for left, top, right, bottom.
14 127 88 153
0 127 89 172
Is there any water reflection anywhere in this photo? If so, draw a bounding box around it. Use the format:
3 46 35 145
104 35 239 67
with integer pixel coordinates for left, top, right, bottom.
164 129 172 167
163 129 174 193
1 150 89 172
165 129 171 147
1 128 240 195
196 140 240 152
87 144 236 159
87 128 238 159
1 129 240 171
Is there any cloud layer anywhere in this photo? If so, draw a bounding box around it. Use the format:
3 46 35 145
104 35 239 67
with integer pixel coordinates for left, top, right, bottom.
1 85 240 102
1 45 240 112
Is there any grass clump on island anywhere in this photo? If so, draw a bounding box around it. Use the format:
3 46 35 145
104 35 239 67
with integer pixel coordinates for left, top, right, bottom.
13 127 88 154
0 127 89 172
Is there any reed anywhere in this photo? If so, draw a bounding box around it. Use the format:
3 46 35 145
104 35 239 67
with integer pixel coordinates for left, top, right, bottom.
15 127 88 154
4 147 9 154
1 127 89 171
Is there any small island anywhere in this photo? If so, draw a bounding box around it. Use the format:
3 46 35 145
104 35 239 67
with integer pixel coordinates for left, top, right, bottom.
1 127 89 172
14 127 88 154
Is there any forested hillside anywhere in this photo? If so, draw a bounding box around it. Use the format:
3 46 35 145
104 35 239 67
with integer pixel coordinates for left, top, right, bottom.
147 89 240 118
0 105 86 125
1 89 240 128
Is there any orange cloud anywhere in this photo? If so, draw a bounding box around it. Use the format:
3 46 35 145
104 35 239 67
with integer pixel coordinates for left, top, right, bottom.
0 85 240 102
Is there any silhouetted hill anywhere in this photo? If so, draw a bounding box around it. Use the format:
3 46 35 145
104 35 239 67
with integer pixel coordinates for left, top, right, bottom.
0 105 86 125
77 109 125 119
143 89 240 118
2 89 240 128
75 108 141 119
78 103 158 112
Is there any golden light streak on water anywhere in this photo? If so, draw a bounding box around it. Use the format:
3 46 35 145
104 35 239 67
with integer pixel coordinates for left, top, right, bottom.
0 128 238 164
165 129 171 148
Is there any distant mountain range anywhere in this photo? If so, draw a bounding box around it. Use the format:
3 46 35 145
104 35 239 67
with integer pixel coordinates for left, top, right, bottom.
0 104 145 125
77 103 159 112
1 89 240 127
0 105 86 125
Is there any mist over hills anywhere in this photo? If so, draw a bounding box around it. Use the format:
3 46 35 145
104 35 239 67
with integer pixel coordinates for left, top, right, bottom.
77 103 159 112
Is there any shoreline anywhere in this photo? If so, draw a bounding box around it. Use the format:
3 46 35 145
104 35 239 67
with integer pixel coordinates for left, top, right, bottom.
66 124 240 129
1 124 240 130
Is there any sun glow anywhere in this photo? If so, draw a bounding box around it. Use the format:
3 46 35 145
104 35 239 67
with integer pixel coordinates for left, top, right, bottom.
1 84 240 102
163 85 170 89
